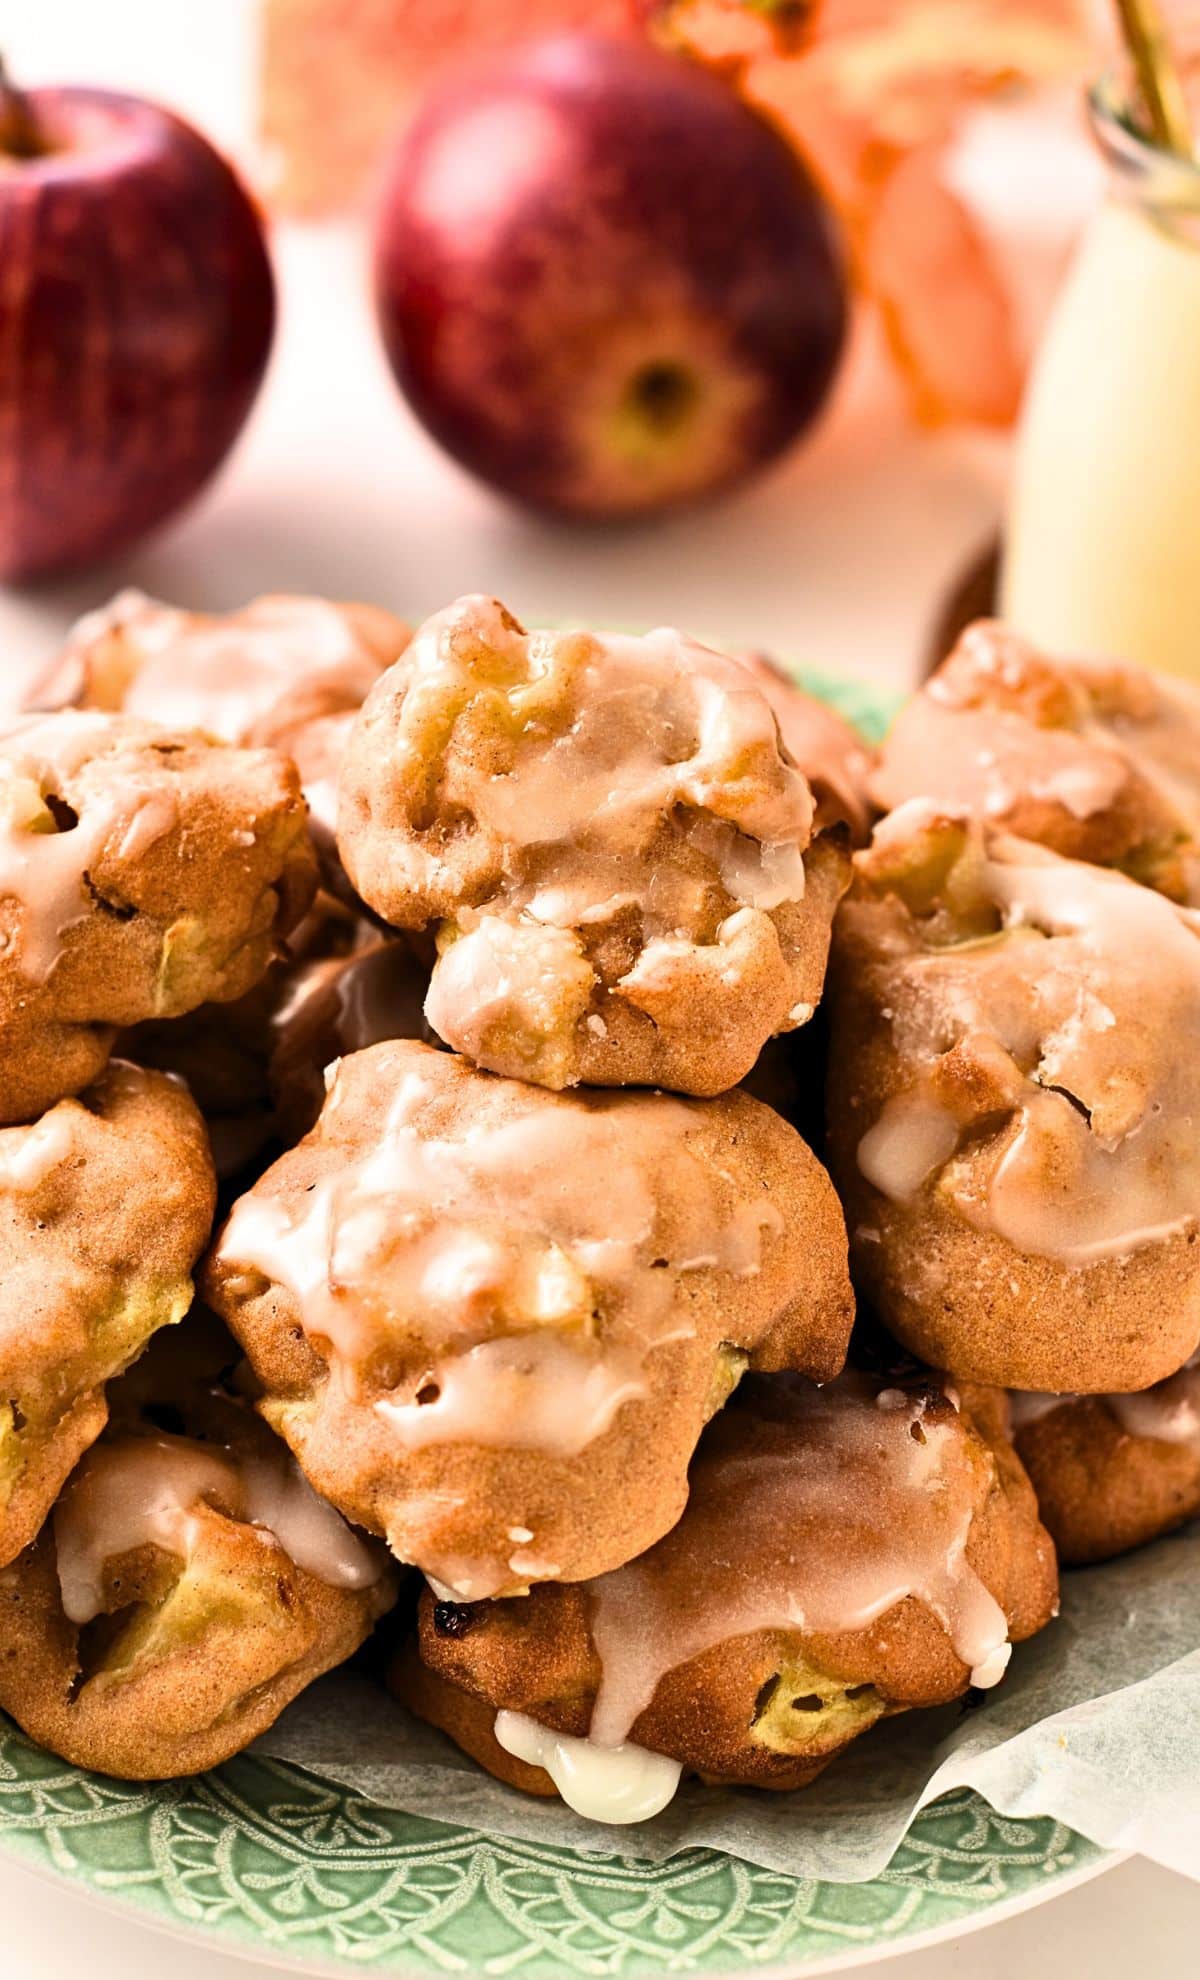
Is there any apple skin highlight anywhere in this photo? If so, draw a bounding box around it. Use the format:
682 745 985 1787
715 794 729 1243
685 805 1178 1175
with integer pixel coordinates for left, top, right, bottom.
0 85 275 581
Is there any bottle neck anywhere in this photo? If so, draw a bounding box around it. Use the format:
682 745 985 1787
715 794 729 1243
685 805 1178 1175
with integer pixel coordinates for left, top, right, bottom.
1091 72 1200 246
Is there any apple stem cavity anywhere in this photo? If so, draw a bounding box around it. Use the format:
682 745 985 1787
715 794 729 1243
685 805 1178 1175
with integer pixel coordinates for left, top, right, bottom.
0 57 48 160
628 362 699 437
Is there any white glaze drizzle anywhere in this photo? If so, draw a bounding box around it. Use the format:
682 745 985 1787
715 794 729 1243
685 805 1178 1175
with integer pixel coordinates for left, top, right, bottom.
493 1710 682 1824
400 604 815 1055
1108 1354 1200 1447
857 1095 960 1204
373 1334 647 1454
1007 1390 1073 1432
856 832 1200 1264
0 1108 79 1192
217 1055 775 1449
53 1432 380 1623
586 1374 1010 1749
1013 1352 1200 1448
0 714 178 981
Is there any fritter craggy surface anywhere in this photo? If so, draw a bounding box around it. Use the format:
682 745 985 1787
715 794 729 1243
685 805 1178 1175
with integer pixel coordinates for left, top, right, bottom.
874 621 1200 900
733 651 877 844
0 711 316 1123
337 596 850 1095
1010 1359 1200 1564
206 1039 853 1599
0 1378 396 1779
32 590 410 749
826 806 1200 1391
397 1372 1056 1802
31 592 410 903
0 1062 215 1570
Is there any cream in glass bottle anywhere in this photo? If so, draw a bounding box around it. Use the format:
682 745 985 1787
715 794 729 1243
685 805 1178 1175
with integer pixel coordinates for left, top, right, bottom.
1002 77 1200 680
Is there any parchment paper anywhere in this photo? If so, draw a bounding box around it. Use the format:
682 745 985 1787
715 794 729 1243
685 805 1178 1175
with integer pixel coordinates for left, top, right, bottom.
256 1517 1200 1882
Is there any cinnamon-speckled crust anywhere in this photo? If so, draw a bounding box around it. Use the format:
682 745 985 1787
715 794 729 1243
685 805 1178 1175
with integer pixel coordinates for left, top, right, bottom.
0 712 316 1124
205 1040 854 1597
1010 1389 1200 1566
0 1062 216 1571
733 651 877 845
396 1377 1056 1795
874 622 1200 900
29 591 411 748
337 597 850 1096
29 593 409 908
0 1385 396 1780
825 810 1200 1393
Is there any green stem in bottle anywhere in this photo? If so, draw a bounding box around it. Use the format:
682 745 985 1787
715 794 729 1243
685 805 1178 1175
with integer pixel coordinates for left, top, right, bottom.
1112 0 1194 158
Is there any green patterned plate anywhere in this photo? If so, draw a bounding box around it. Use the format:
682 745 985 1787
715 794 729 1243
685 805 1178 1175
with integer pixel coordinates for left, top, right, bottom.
0 1728 1110 1976
0 665 1114 1975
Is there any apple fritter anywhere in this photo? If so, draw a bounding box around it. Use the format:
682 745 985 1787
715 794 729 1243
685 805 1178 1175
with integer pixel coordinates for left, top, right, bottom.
32 590 408 750
1010 1359 1200 1564
394 1371 1056 1818
205 1038 854 1599
337 595 850 1096
0 1375 395 1779
874 621 1200 901
826 805 1200 1391
0 710 316 1123
31 592 410 900
0 1062 215 1571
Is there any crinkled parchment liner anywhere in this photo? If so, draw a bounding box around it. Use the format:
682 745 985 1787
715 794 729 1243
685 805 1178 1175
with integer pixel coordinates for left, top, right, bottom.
257 1520 1200 1882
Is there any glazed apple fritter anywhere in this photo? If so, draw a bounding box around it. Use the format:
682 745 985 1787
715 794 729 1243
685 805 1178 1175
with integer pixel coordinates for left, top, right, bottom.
395 1370 1056 1813
337 595 850 1096
206 1038 854 1600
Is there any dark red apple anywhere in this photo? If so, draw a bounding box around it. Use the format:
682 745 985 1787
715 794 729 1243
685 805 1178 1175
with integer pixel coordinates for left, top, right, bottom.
0 67 275 581
373 34 846 519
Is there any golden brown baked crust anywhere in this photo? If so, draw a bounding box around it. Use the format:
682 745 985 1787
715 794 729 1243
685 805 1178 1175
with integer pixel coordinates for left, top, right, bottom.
29 592 409 907
337 596 850 1095
732 651 877 844
0 1061 216 1570
0 1379 396 1779
0 711 316 1123
1009 1369 1200 1565
826 807 1200 1391
874 621 1200 900
396 1372 1057 1795
30 591 410 747
205 1038 854 1598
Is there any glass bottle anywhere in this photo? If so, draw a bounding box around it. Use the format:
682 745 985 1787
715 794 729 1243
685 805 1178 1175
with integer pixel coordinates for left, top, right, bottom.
1002 75 1200 679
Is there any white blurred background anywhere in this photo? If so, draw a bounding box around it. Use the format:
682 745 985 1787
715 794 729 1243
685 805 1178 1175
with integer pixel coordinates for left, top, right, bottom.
0 0 1099 695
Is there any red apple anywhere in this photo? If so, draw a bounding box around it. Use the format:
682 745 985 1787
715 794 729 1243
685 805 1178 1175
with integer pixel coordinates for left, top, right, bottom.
373 34 846 519
0 67 275 581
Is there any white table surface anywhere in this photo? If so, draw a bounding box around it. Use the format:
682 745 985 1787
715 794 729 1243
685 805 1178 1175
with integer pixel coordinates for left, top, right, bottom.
1 3 1197 1973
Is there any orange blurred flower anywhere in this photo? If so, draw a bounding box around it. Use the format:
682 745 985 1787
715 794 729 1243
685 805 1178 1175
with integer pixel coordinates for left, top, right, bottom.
639 0 1097 424
261 0 631 213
